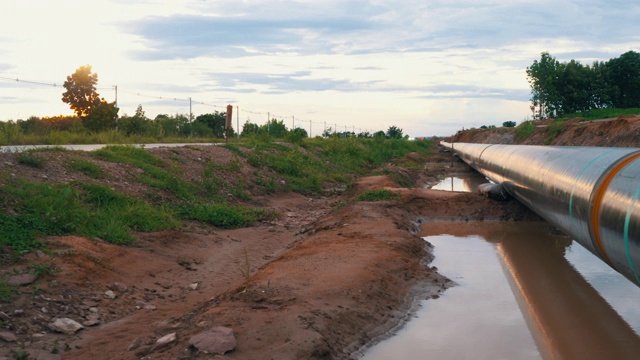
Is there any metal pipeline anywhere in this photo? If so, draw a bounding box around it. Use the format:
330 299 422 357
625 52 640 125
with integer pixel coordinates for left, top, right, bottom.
440 141 640 288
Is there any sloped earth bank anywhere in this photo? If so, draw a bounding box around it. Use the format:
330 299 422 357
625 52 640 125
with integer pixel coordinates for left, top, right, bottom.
448 114 640 147
0 145 539 359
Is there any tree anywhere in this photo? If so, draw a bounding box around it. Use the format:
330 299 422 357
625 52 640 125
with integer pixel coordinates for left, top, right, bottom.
62 65 101 118
241 121 259 136
502 121 516 127
607 51 640 108
526 52 562 118
386 125 404 139
119 104 150 136
195 112 226 138
261 119 287 138
83 100 118 132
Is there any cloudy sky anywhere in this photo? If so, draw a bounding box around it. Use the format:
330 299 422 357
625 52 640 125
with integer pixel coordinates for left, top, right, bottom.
1 0 638 137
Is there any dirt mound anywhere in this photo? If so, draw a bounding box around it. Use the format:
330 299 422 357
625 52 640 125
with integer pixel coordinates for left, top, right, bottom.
447 115 640 147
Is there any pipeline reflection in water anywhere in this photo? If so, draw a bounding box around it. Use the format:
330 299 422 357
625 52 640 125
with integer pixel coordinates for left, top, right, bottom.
363 222 640 360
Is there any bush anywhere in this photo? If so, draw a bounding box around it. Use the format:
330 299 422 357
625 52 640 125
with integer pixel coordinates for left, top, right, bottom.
355 189 398 202
515 121 536 140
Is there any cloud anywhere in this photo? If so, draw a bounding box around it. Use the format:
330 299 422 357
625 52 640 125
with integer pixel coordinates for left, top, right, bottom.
203 71 373 93
415 85 530 101
127 14 373 60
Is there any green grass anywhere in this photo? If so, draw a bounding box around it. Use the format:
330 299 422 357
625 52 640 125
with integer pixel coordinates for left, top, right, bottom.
17 152 46 168
0 180 180 253
92 145 195 200
222 143 247 158
176 202 275 228
354 189 399 202
245 138 432 195
559 108 640 121
0 137 435 260
66 157 105 178
515 121 536 140
0 281 14 302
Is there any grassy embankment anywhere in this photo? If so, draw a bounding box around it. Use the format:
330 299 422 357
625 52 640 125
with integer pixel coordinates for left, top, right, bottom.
0 136 431 262
512 108 640 142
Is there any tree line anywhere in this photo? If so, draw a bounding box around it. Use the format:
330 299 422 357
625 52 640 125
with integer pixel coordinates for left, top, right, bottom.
0 65 406 142
527 51 640 118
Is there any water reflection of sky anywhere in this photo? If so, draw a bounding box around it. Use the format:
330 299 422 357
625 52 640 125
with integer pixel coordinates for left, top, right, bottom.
565 242 640 333
363 235 540 360
363 225 640 360
430 174 489 193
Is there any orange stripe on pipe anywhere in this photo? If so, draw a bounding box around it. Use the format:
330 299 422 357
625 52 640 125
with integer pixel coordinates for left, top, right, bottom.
590 152 640 264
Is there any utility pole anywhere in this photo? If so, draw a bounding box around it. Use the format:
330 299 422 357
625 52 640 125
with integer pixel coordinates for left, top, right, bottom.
292 115 295 130
267 112 270 134
236 105 240 138
309 119 312 138
189 97 193 138
113 85 118 106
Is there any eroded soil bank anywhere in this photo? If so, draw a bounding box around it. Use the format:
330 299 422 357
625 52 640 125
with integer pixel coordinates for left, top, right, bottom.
0 143 539 359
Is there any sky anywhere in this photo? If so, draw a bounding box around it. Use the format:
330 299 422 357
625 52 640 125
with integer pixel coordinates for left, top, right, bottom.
1 0 639 138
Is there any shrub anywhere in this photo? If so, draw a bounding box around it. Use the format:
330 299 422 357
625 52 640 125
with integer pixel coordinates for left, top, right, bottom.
355 189 399 202
17 152 46 168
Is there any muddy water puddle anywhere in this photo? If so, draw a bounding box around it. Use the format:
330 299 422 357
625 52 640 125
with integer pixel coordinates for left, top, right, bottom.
429 173 488 192
362 222 640 360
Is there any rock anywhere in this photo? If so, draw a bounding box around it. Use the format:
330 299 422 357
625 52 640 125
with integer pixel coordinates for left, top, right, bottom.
0 312 10 321
109 282 128 292
49 318 84 335
127 337 143 351
0 331 17 342
189 283 198 291
188 326 236 355
82 300 99 307
6 273 38 286
83 313 101 326
104 290 116 299
149 332 177 353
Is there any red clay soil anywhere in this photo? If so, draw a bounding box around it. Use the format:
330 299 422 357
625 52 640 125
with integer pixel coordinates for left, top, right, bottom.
448 114 640 147
0 143 541 360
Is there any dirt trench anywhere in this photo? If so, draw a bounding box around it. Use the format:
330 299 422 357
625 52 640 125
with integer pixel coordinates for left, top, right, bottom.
0 145 537 359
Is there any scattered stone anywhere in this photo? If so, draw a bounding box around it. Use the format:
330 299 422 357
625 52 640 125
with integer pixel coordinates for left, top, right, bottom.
127 337 144 351
109 282 128 292
104 290 116 299
89 307 99 313
13 309 24 317
189 283 198 291
82 318 101 327
188 326 237 355
49 318 84 335
6 273 38 286
0 311 10 321
82 300 99 308
0 331 17 342
149 332 177 353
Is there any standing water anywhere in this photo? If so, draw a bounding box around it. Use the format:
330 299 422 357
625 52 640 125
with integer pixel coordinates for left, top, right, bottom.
362 222 640 360
429 173 488 192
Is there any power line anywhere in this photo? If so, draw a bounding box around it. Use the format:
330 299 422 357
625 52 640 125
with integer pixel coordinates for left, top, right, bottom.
0 76 112 90
1 75 381 135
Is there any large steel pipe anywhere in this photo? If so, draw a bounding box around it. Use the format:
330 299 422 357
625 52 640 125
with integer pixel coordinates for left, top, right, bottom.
440 141 640 288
